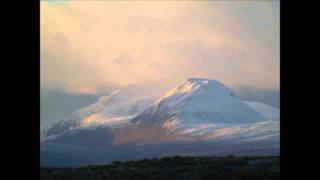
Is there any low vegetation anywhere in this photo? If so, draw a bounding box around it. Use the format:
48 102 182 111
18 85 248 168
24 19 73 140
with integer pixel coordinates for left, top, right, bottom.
41 155 279 180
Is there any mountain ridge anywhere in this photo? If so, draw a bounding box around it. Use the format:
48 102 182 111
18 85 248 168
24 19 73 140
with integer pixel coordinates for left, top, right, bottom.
41 78 280 166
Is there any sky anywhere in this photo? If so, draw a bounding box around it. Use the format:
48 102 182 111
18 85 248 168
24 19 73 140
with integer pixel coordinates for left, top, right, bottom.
41 0 279 95
40 0 280 128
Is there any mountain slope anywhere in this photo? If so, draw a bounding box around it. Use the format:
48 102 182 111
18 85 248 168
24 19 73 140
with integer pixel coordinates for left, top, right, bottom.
43 83 169 142
131 78 265 129
41 78 279 166
113 78 267 145
244 101 279 120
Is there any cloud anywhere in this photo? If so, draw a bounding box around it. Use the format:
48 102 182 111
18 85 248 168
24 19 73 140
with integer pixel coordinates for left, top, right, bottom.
41 1 279 94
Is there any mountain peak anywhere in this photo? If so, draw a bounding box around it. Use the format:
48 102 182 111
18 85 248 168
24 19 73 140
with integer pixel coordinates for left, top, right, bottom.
156 78 235 104
186 78 223 86
132 78 265 128
186 77 216 83
176 78 234 98
185 78 228 88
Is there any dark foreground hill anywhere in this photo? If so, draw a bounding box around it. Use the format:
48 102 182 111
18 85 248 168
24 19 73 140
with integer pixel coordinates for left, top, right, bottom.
40 155 279 180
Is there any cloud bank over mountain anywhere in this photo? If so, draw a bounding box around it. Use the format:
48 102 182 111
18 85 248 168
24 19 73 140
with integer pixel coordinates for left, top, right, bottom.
41 1 279 95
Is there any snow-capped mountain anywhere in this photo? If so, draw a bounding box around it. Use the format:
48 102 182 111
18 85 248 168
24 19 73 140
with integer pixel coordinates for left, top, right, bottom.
131 78 265 127
112 78 271 145
41 78 280 167
43 83 170 141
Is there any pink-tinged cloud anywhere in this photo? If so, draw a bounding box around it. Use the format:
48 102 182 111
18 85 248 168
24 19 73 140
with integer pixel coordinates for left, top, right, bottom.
41 1 279 94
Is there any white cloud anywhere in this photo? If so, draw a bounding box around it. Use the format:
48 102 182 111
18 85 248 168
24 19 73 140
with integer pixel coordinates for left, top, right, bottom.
41 1 279 94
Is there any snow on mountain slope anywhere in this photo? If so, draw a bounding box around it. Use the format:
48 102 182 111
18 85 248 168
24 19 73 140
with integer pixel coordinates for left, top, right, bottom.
244 101 279 120
41 78 280 166
131 78 266 130
44 83 169 140
43 78 278 149
112 78 268 145
189 120 279 143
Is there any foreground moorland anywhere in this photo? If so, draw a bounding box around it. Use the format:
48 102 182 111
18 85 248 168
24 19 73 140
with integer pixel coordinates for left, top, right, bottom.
41 155 279 180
